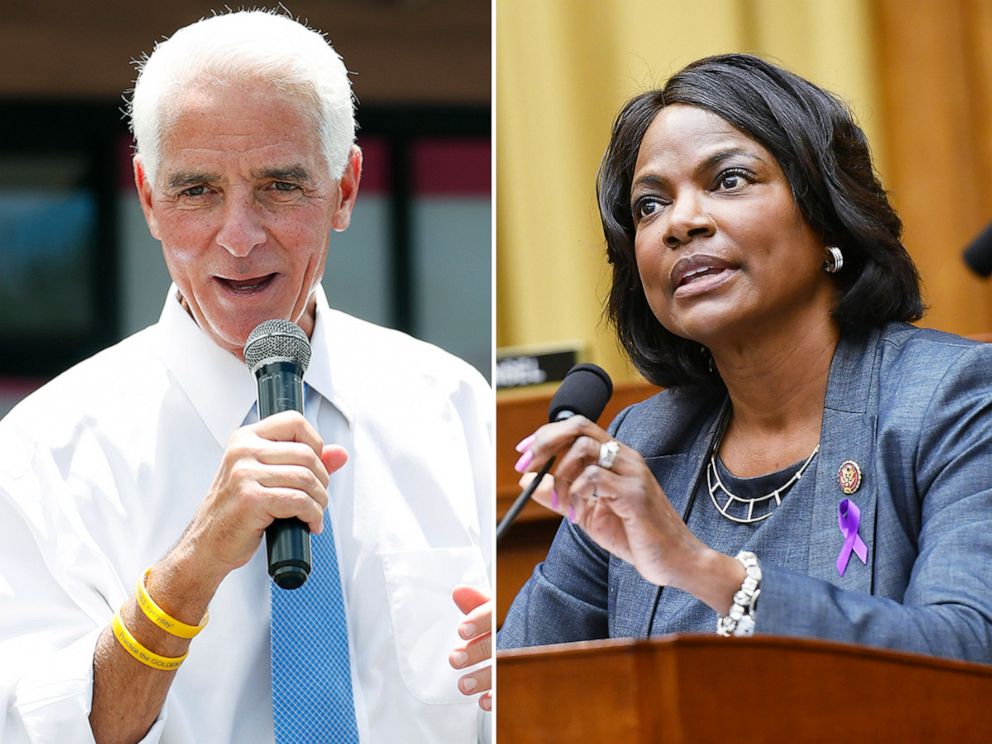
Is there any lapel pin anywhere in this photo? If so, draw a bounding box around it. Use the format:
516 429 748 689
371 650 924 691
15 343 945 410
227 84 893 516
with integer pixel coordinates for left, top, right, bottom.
837 498 869 576
837 460 862 495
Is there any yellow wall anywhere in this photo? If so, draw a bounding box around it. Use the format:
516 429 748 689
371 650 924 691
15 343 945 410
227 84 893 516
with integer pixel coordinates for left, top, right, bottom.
874 0 992 340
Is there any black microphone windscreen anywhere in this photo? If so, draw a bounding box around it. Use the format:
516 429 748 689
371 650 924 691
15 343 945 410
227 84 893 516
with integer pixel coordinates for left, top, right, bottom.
963 222 992 277
548 363 613 422
244 320 312 374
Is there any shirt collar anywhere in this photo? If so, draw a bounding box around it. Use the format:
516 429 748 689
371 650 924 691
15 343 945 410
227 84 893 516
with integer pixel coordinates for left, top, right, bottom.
157 284 352 448
304 287 355 427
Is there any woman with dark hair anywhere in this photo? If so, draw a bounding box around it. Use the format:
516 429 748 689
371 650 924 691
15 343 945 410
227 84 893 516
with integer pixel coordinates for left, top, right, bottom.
499 54 992 660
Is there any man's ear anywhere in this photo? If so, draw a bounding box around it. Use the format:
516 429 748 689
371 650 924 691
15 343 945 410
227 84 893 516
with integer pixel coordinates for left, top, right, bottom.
133 155 161 240
331 145 362 232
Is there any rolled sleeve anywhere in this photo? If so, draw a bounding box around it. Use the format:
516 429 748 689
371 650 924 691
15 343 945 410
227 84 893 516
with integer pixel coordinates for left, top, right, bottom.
0 452 167 742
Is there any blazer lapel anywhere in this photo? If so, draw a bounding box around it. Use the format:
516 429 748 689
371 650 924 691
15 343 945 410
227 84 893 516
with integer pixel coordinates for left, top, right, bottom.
612 331 882 637
807 329 881 593
610 399 729 638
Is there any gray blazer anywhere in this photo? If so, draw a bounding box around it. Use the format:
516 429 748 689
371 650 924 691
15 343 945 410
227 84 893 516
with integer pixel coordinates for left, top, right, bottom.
499 323 992 663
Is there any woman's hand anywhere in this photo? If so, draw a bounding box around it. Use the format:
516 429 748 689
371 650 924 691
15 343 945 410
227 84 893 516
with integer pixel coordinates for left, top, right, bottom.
516 416 743 611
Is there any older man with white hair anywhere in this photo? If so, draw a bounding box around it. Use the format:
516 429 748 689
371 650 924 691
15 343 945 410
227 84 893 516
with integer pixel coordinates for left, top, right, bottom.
0 10 492 743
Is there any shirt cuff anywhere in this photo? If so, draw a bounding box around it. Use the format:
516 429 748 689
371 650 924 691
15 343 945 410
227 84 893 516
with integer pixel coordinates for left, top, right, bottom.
8 628 168 744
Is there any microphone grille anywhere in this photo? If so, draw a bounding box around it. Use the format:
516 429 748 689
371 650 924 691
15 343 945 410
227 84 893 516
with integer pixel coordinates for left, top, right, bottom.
963 221 992 277
548 363 613 422
244 320 312 374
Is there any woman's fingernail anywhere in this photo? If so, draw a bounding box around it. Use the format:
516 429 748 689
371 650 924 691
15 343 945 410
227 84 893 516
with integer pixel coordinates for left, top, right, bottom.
551 488 559 510
515 434 536 453
514 450 534 473
460 623 476 639
461 676 478 692
450 650 468 667
568 505 576 522
481 693 492 711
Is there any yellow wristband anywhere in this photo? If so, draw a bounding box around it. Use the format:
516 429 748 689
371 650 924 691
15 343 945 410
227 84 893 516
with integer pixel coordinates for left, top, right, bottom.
111 611 187 671
135 568 208 639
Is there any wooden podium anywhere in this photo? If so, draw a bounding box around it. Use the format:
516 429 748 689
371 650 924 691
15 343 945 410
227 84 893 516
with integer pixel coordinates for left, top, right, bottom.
497 635 992 742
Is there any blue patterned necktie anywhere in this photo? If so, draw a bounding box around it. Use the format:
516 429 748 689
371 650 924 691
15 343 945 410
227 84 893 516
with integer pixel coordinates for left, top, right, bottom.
269 385 359 743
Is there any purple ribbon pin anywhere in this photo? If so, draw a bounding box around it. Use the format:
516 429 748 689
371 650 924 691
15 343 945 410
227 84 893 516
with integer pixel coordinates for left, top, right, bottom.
836 498 868 577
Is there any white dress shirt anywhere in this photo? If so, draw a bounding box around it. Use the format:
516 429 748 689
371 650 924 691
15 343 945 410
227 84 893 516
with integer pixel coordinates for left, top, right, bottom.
0 287 493 743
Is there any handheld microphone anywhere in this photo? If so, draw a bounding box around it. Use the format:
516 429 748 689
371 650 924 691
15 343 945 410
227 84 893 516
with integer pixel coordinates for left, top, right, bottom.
496 364 613 544
963 221 992 277
244 319 313 590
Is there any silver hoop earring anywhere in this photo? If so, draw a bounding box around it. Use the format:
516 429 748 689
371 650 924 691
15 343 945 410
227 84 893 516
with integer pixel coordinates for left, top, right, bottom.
824 246 844 274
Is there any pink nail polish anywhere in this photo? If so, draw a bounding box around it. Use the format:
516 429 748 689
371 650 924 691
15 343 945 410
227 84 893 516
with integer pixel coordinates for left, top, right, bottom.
514 450 534 473
551 488 559 510
515 434 536 453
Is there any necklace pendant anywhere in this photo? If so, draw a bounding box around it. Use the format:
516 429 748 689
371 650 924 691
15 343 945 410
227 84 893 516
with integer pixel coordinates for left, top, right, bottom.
708 445 820 525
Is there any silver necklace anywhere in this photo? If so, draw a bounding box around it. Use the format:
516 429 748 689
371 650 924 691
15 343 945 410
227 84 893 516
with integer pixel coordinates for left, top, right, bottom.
707 440 819 525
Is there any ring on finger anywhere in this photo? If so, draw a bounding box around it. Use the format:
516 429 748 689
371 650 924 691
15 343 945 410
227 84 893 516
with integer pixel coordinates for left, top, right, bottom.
597 440 620 470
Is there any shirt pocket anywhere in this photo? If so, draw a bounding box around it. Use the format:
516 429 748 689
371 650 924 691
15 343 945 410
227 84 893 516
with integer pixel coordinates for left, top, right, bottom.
380 546 489 704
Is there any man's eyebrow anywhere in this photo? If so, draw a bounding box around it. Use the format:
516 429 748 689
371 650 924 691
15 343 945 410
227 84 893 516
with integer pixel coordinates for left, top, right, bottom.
167 171 218 189
257 166 314 183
